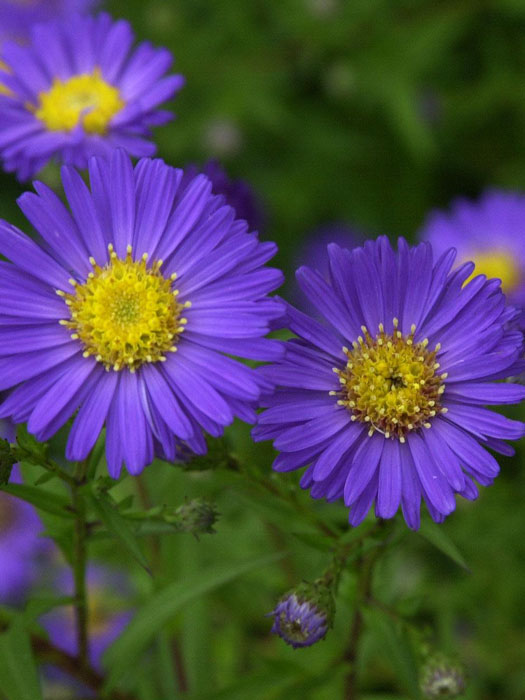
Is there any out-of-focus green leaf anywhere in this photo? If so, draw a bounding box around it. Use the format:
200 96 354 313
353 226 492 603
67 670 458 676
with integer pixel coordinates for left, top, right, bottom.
364 606 421 699
0 484 74 519
89 491 151 573
104 551 285 691
418 519 470 572
0 620 43 700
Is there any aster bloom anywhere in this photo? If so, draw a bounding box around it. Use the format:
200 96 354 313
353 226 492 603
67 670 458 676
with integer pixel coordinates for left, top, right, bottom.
42 565 133 670
184 160 264 232
0 13 184 179
0 420 47 603
254 237 525 529
0 149 283 476
419 190 525 323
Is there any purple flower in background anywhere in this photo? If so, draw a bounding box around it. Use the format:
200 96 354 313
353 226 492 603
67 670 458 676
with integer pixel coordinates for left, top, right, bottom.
0 150 283 477
0 420 47 603
292 222 362 313
254 237 525 529
0 13 184 179
42 565 133 670
184 160 264 233
0 1 97 45
419 190 525 322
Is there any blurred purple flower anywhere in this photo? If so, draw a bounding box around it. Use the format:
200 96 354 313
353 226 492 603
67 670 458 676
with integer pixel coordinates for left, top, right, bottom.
41 565 133 670
184 160 264 232
419 190 525 322
0 1 97 45
0 419 47 604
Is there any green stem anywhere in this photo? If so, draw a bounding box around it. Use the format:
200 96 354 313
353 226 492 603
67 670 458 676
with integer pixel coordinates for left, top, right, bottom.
343 521 395 699
72 459 89 670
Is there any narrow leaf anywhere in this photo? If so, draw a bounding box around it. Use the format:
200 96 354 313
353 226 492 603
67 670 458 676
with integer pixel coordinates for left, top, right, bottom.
0 620 43 700
418 519 470 572
104 552 285 690
0 484 74 518
90 492 151 573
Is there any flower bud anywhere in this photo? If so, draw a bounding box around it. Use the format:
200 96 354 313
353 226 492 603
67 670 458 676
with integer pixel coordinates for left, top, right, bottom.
420 653 466 698
268 579 335 649
167 499 218 536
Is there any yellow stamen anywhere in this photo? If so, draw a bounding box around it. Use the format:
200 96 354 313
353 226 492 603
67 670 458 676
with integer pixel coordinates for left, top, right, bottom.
336 321 445 440
60 248 186 372
34 68 124 134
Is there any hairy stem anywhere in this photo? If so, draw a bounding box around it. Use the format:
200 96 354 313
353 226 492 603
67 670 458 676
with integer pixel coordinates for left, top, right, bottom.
72 459 89 669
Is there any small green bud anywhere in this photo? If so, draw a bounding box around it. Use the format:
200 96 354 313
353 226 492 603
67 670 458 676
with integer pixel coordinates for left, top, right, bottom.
168 499 218 536
420 652 466 698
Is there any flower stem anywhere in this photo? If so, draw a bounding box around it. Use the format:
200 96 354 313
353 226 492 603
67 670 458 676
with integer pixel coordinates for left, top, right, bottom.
343 521 394 699
72 459 89 669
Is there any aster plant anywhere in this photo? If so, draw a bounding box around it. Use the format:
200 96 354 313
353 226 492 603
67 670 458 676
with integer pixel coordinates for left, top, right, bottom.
0 12 184 178
254 236 525 529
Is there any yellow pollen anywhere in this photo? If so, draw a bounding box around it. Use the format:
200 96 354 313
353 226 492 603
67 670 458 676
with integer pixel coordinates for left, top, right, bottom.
337 322 445 440
34 68 124 134
61 250 185 372
463 249 521 293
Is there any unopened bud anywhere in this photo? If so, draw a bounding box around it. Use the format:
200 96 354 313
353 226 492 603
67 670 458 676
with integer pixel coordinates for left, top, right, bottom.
168 499 218 536
420 653 466 698
268 578 335 649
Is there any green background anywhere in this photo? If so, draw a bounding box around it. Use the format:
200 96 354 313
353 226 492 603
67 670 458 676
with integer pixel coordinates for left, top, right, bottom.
2 1 525 698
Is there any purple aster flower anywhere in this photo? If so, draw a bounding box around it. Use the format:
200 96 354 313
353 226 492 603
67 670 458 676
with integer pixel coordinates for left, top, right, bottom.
253 237 525 530
41 565 133 670
269 590 331 649
0 13 184 179
184 161 264 233
0 149 283 477
0 419 48 603
419 190 525 322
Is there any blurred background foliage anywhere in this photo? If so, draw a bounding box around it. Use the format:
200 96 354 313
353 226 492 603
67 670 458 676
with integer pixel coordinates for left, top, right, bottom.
2 0 525 698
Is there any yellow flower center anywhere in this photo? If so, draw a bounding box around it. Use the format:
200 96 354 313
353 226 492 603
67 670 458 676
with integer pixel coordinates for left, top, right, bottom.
34 69 124 134
464 249 521 293
333 319 447 441
59 246 189 372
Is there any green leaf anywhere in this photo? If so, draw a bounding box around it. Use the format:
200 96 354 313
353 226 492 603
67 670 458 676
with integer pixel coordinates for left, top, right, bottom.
418 519 470 572
22 596 74 624
89 491 151 573
104 551 286 691
363 607 421 699
0 484 74 519
0 620 43 700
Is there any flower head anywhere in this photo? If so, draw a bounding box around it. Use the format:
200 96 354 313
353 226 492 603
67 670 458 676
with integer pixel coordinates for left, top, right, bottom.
419 190 525 323
269 579 334 649
0 13 184 178
254 237 525 529
0 149 283 477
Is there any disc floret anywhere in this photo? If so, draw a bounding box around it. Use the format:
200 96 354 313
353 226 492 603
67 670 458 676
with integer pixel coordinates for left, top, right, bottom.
334 319 446 440
59 245 189 372
35 68 124 134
